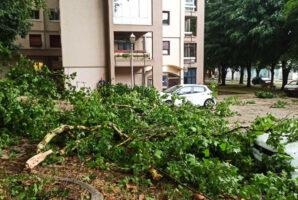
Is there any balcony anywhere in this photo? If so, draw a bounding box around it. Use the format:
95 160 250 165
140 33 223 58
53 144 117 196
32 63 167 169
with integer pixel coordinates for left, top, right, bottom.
114 50 152 67
114 32 153 67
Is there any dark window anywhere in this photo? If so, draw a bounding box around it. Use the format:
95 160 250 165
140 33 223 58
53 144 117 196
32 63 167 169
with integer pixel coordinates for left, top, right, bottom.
49 9 60 21
163 11 170 25
184 68 197 84
185 18 197 36
163 41 170 55
31 10 40 20
50 35 61 48
184 43 197 63
118 41 133 50
163 75 168 87
29 34 42 47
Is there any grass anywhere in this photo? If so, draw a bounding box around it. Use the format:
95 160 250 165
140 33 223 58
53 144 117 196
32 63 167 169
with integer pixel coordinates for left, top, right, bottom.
206 82 285 95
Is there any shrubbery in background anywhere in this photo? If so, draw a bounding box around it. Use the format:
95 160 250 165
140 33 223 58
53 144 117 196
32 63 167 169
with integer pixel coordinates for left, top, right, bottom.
255 91 276 98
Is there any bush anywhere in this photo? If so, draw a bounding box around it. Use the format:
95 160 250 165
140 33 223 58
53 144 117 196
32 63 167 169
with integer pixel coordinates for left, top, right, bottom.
255 91 276 98
271 100 287 108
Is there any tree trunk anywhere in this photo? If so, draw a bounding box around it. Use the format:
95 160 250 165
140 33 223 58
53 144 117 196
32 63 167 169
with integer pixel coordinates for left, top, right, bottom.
239 66 244 84
281 61 290 90
221 65 227 86
270 63 275 85
218 67 221 84
247 64 251 87
231 70 235 80
256 68 261 78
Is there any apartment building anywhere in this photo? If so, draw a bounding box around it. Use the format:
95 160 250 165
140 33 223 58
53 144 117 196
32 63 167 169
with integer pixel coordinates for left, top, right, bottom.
60 0 204 91
12 0 204 91
60 0 162 90
148 0 205 90
14 0 62 70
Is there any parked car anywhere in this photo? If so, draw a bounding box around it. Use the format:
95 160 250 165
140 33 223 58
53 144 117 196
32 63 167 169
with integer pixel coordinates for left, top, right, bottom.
252 77 271 85
252 133 298 179
160 84 216 107
284 80 298 97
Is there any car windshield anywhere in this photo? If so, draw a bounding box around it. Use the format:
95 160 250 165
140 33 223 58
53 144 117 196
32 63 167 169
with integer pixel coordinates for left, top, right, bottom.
288 81 298 85
164 85 182 93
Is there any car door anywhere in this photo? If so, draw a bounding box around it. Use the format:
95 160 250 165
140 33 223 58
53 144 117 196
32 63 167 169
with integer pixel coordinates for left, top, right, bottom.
191 86 206 106
176 86 193 105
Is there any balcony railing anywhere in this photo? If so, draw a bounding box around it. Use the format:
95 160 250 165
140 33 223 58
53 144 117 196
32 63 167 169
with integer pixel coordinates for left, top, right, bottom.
185 5 196 12
114 50 152 66
184 57 196 64
185 31 194 36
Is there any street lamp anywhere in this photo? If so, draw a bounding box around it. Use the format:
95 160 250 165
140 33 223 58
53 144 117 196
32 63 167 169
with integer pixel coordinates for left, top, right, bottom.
130 33 136 88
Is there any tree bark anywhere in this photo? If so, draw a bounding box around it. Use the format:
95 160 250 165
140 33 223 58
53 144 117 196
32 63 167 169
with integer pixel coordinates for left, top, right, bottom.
221 65 227 86
246 64 252 87
239 66 244 84
270 63 275 85
218 67 221 84
281 60 290 90
231 69 235 80
256 68 261 78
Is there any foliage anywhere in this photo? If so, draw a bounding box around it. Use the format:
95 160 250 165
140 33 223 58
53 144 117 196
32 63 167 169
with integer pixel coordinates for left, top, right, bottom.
0 175 69 199
255 91 276 99
5 56 66 98
1 61 298 199
0 0 45 49
271 100 288 108
245 100 256 105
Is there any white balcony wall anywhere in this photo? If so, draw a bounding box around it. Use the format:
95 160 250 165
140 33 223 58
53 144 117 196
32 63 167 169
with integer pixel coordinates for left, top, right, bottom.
113 0 152 25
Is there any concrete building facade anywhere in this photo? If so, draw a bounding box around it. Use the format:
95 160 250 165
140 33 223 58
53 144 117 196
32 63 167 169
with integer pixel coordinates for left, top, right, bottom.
12 0 205 91
161 0 205 90
14 0 62 70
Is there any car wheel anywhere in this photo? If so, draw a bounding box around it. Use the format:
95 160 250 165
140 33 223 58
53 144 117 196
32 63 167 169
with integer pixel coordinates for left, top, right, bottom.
204 99 215 108
165 100 172 106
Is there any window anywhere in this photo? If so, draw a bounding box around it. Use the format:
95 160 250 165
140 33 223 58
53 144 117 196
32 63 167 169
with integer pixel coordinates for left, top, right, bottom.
163 11 170 25
178 87 192 95
29 34 42 47
50 35 61 48
163 75 168 87
49 9 60 21
193 86 205 93
30 10 40 20
163 41 170 55
184 43 197 63
185 18 197 36
185 0 196 11
113 0 152 25
118 41 133 50
184 68 196 84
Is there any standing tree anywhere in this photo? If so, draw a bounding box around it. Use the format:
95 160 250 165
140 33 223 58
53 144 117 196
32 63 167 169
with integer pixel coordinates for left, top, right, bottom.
205 0 237 86
0 0 45 51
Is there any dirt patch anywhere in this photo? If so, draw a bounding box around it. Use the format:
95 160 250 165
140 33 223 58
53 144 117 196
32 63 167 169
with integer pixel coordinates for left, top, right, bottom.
218 94 298 126
0 142 174 200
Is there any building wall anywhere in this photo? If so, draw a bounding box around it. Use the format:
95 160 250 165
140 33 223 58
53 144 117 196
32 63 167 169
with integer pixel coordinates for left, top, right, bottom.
196 0 205 84
14 0 60 49
60 0 107 90
107 0 163 91
162 0 184 68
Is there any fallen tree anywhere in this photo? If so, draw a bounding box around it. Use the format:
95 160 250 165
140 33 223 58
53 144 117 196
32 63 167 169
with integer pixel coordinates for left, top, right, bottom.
1 63 297 199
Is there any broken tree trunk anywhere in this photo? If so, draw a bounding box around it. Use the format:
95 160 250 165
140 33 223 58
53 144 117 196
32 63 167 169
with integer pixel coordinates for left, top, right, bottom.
37 124 128 153
25 150 53 169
